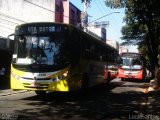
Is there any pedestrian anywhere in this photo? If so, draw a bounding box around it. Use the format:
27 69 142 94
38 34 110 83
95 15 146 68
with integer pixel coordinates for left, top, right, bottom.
0 67 5 76
0 66 6 86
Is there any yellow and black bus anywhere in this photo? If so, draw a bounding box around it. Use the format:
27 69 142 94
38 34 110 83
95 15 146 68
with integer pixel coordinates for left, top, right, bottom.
10 22 119 95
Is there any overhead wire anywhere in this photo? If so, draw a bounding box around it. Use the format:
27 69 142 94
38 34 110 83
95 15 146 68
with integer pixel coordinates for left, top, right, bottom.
0 24 15 31
0 17 19 25
24 0 55 13
93 0 105 16
99 0 110 14
0 28 13 34
24 0 70 19
0 12 26 23
0 13 21 37
89 12 116 23
103 0 119 24
0 19 16 26
0 13 24 33
86 0 118 25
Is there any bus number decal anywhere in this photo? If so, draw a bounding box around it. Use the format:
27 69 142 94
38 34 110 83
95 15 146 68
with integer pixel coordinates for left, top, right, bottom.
38 73 46 77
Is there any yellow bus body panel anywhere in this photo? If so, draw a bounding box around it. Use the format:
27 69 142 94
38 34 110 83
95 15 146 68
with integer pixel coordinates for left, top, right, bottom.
10 65 70 91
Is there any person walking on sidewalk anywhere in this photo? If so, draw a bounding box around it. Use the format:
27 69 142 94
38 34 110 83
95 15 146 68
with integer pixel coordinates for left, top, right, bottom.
0 66 6 85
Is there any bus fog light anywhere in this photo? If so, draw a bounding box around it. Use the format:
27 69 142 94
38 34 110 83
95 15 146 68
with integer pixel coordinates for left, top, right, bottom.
52 77 58 81
64 71 68 77
57 71 68 80
58 75 64 79
63 73 68 77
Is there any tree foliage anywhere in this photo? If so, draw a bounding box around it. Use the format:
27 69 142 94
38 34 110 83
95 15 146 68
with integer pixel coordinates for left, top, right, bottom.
105 0 126 8
105 0 160 73
81 0 91 3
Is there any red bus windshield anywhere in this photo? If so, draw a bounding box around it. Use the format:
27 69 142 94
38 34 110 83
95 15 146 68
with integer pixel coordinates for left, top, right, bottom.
121 57 142 70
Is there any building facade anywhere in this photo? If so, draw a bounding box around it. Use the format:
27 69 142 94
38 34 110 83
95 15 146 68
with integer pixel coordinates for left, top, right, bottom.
0 0 81 37
106 40 119 52
119 46 129 54
63 1 81 26
87 26 107 42
0 0 107 44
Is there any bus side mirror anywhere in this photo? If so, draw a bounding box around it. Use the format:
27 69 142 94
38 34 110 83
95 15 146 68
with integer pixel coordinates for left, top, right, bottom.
117 57 122 64
118 64 122 68
7 34 14 50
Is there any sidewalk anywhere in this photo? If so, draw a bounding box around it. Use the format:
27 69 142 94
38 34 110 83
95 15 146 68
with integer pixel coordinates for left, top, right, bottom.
0 82 10 90
0 83 27 96
0 89 28 97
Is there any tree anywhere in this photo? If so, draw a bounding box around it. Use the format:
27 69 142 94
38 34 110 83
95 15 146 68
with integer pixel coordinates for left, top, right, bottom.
81 0 91 3
105 0 126 8
105 0 160 77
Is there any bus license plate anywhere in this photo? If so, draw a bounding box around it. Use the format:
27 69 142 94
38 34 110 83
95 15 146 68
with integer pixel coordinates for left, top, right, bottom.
31 82 40 87
128 73 132 78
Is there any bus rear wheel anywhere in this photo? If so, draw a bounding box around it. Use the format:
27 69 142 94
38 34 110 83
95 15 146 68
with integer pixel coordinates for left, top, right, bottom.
35 91 46 96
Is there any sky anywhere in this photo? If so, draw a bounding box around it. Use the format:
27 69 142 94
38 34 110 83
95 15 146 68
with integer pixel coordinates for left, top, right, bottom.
70 0 138 52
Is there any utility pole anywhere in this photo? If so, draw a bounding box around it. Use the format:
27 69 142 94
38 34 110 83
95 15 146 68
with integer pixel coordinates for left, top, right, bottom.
81 0 90 31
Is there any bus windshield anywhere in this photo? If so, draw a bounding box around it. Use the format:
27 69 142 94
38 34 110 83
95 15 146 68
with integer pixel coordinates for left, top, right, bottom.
121 57 142 70
12 34 70 68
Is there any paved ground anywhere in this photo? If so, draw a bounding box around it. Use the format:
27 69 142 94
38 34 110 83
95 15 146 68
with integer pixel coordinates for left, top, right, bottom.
0 78 160 120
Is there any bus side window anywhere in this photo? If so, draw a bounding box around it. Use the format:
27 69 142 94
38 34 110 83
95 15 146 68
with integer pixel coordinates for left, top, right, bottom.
90 44 95 60
106 50 110 62
82 35 89 58
70 30 81 68
104 47 108 61
95 45 99 61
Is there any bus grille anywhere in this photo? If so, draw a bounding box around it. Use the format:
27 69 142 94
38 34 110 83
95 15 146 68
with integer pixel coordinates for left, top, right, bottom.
23 83 49 88
22 77 51 80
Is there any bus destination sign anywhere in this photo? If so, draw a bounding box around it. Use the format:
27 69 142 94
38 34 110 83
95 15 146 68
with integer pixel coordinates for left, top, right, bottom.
27 26 56 33
16 25 63 35
121 53 141 57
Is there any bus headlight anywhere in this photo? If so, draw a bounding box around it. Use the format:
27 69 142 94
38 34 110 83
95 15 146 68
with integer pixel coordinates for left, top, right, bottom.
52 71 68 81
11 71 21 80
58 71 68 79
63 71 68 77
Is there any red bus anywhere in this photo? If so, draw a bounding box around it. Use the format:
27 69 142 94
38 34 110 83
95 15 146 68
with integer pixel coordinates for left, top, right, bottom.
118 52 147 80
107 64 118 79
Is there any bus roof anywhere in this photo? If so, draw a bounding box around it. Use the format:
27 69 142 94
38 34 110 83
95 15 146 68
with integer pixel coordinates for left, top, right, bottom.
15 22 118 52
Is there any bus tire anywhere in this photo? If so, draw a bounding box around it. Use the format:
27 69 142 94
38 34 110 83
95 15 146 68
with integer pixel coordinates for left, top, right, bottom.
35 91 46 96
81 73 89 90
